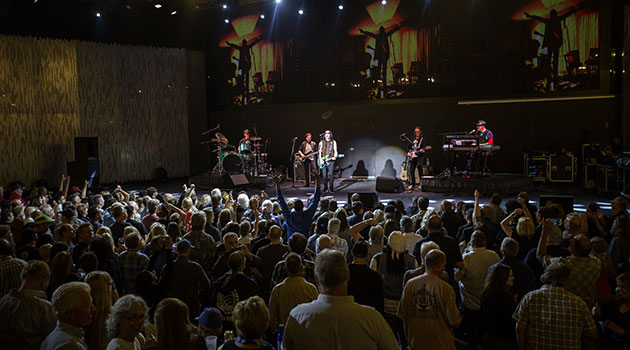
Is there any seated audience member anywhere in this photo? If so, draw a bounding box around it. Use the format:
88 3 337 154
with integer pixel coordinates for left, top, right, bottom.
397 249 461 350
153 298 197 350
348 239 384 313
269 253 318 333
513 261 596 350
119 232 149 295
481 264 517 350
106 295 149 350
0 260 56 349
223 296 274 350
283 250 398 349
271 233 316 288
195 307 224 350
84 271 114 350
0 237 26 296
594 272 630 349
41 282 96 350
609 215 630 272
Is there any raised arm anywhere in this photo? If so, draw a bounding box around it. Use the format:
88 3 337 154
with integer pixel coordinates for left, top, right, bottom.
536 218 553 260
63 175 70 199
185 184 195 199
500 208 522 238
251 198 260 237
167 202 186 219
304 173 322 217
273 175 290 215
359 28 376 38
472 190 481 225
59 174 66 195
81 179 89 199
387 24 401 36
518 197 533 220
114 185 130 204
350 218 377 242
524 12 545 22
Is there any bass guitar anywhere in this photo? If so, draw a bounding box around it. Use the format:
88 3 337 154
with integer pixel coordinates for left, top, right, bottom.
318 154 344 169
294 151 318 163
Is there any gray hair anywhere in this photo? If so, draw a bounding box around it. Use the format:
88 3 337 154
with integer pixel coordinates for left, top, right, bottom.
500 237 519 258
316 234 332 254
51 281 91 319
471 230 486 248
106 295 148 339
190 211 207 230
223 231 238 243
147 199 160 214
540 260 571 286
400 216 414 233
369 225 384 245
328 218 341 235
315 249 349 291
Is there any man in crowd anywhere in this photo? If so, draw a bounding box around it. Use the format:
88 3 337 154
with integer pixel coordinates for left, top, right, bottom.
0 238 26 296
348 239 384 313
119 232 149 294
41 282 95 350
415 216 463 287
257 225 289 298
273 172 321 239
282 250 398 349
488 237 536 301
183 211 217 278
271 233 316 288
398 249 461 350
0 260 57 349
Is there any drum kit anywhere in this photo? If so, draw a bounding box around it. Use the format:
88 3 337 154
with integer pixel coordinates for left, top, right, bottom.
205 131 271 176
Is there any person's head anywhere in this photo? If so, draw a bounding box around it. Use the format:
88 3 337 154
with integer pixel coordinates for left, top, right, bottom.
483 264 513 298
615 272 630 303
499 237 519 258
285 252 303 276
569 234 592 257
328 218 341 235
315 249 349 294
427 215 443 233
440 200 453 214
106 295 148 342
419 241 440 265
476 120 487 132
154 298 194 350
316 216 329 235
388 231 407 255
196 307 223 338
540 261 571 286
324 130 332 141
400 216 413 233
175 239 194 256
414 126 421 138
20 260 50 291
424 249 447 273
228 251 246 272
293 199 304 212
76 223 94 244
305 132 312 143
190 211 206 231
612 216 630 238
369 225 384 245
351 239 369 262
471 230 486 248
233 296 269 341
125 231 142 250
288 232 307 255
51 282 95 328
515 216 535 237
316 234 332 254
112 204 127 221
612 196 629 215
268 225 282 242
243 129 250 138
223 232 239 251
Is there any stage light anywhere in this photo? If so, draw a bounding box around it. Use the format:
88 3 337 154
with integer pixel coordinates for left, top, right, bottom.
96 12 101 17
381 0 386 5
170 10 177 15
275 0 281 3
298 9 304 15
224 18 230 23
154 3 162 8
260 14 265 19
338 5 343 10
222 4 227 9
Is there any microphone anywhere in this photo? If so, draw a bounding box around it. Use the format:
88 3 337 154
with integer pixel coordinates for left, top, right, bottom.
400 133 407 137
292 137 298 141
469 129 476 134
319 133 325 137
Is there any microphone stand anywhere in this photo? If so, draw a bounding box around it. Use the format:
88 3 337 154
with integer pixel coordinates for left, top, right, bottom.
290 137 300 190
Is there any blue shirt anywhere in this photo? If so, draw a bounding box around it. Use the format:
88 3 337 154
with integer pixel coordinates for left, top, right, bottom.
276 186 320 238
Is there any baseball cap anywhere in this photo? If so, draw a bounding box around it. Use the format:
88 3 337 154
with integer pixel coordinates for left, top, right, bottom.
34 214 54 226
175 239 195 252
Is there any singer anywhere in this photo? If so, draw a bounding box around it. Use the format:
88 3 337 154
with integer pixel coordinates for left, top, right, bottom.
318 130 338 192
298 132 318 187
473 120 493 145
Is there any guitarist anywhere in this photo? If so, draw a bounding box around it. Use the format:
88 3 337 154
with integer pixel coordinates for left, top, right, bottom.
298 132 318 187
407 126 427 190
318 130 338 193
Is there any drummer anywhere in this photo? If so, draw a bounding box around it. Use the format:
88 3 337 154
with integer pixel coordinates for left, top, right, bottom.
238 129 252 155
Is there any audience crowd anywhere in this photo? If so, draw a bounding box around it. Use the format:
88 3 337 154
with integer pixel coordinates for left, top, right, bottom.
0 173 629 350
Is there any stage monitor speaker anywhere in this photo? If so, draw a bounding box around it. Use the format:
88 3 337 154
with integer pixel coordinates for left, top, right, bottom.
347 192 379 210
227 173 249 187
376 176 405 193
539 195 574 214
74 137 98 162
67 159 100 187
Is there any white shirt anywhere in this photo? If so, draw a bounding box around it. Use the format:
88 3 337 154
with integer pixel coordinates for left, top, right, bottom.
282 294 398 350
106 337 142 350
455 247 500 310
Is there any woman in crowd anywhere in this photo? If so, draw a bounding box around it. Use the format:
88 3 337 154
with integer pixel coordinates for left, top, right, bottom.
481 264 517 350
152 298 197 350
594 272 630 349
106 295 151 350
46 250 79 298
85 271 115 350
500 207 538 261
91 236 124 295
220 296 274 350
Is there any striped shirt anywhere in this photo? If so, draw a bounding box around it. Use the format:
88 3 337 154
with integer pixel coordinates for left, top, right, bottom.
513 285 596 350
0 289 57 350
0 256 26 296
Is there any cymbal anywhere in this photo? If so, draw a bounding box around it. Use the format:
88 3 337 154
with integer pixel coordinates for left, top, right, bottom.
215 132 228 143
249 136 262 141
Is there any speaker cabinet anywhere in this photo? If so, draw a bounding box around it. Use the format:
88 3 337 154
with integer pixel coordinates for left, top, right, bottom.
347 192 379 210
376 176 405 193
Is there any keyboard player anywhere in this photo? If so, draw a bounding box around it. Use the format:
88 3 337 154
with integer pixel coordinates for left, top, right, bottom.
472 120 493 145
466 120 494 174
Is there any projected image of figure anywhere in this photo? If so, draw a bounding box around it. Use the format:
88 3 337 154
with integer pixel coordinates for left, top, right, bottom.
359 25 401 96
525 7 580 89
226 37 262 101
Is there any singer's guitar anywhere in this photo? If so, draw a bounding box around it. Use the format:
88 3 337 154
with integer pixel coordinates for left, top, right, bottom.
294 151 318 164
407 145 432 159
318 154 344 169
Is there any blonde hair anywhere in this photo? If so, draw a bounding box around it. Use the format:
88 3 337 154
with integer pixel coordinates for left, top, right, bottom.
96 226 115 251
182 197 194 211
516 217 535 238
155 298 195 350
84 271 113 350
232 296 270 340
123 226 139 241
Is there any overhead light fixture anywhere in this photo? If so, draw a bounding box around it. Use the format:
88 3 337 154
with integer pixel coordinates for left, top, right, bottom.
298 9 303 15
275 0 281 3
224 18 230 23
170 10 177 15
222 4 227 9
154 3 162 8
338 5 343 10
260 14 265 19
96 12 101 17
381 0 387 4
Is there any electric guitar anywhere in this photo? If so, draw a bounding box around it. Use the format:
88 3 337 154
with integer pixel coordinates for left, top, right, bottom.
294 151 318 163
318 154 344 169
407 145 432 159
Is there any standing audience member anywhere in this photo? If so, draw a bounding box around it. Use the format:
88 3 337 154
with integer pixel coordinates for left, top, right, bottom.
348 239 384 313
182 211 217 278
271 233 316 288
84 271 114 350
401 216 422 254
282 250 398 350
257 225 289 298
593 272 630 349
118 232 149 295
397 249 461 350
41 282 96 350
0 237 26 296
153 298 197 350
223 296 275 350
415 216 463 288
481 264 517 350
513 261 597 350
488 237 536 301
0 260 56 350
269 253 318 334
272 173 321 239
105 295 149 350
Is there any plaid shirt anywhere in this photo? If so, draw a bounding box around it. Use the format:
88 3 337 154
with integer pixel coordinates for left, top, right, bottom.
0 256 26 296
271 256 315 289
513 285 596 350
119 249 149 294
540 255 601 308
329 234 349 256
183 230 217 278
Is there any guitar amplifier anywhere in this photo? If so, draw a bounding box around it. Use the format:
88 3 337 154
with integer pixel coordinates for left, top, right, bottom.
548 153 577 183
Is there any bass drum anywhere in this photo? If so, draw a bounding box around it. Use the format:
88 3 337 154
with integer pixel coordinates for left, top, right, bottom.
222 153 244 173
